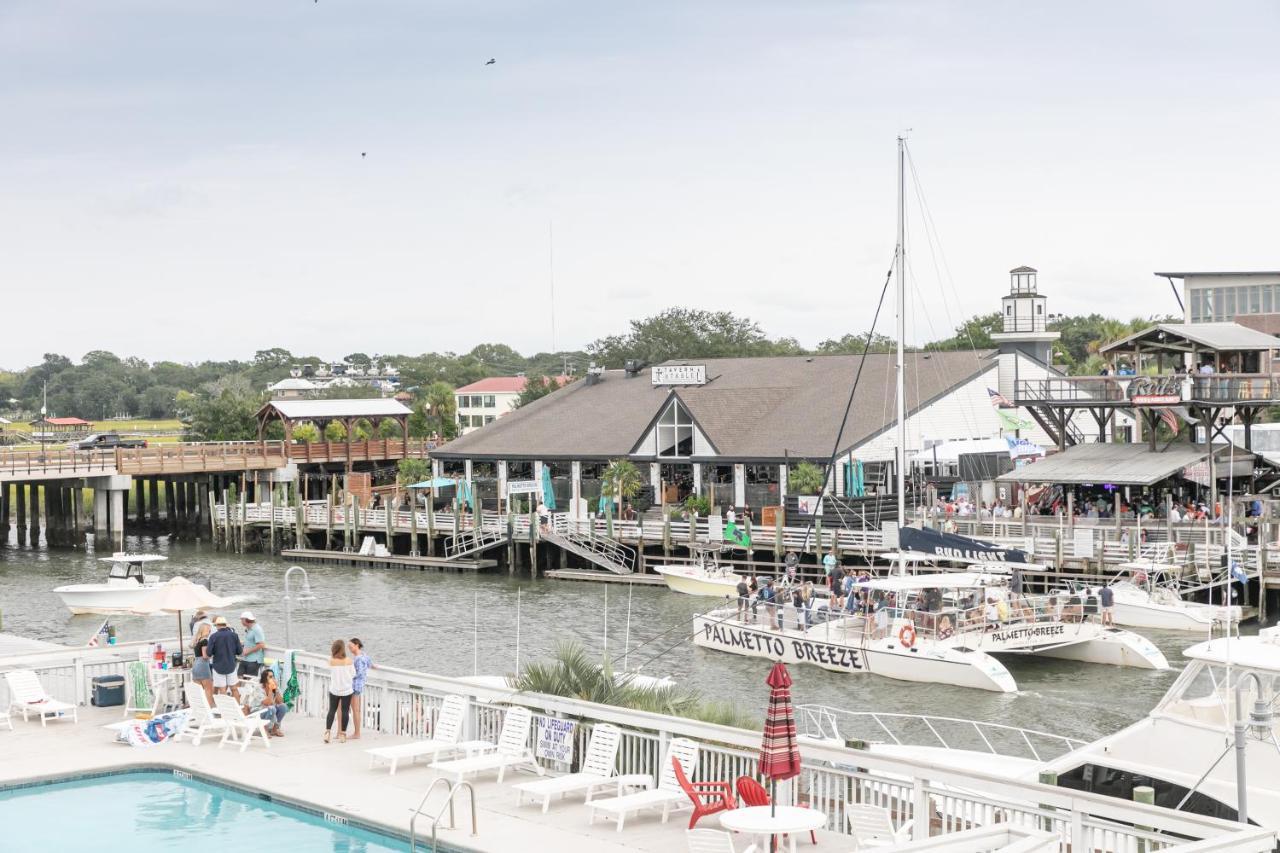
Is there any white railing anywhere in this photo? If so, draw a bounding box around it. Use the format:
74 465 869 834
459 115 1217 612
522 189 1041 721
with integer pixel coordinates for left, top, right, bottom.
797 705 1086 762
1 639 1275 853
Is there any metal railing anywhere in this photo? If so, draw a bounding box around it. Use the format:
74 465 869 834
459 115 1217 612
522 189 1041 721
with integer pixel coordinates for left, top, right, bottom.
1 640 1275 853
409 778 477 852
1016 373 1280 406
797 705 1086 762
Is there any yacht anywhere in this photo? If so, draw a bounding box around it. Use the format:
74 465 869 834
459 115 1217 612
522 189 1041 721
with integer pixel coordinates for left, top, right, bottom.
1084 561 1242 632
54 554 179 615
691 571 1168 693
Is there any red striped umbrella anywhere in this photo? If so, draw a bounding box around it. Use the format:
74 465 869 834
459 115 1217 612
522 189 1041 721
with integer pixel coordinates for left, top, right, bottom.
759 661 801 781
759 661 801 851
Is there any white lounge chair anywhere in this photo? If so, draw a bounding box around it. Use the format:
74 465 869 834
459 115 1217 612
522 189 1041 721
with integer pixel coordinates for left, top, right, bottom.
687 828 738 853
176 683 228 746
213 693 271 752
845 803 912 849
366 695 493 775
430 706 542 784
5 670 77 726
587 737 698 832
513 723 623 812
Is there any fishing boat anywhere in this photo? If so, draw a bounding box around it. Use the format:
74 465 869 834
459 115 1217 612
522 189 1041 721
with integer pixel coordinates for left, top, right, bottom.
1079 561 1241 632
54 554 192 615
691 570 1168 693
653 544 741 597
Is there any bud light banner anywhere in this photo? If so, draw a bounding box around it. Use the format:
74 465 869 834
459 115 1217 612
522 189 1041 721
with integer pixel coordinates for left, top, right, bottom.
899 526 1028 564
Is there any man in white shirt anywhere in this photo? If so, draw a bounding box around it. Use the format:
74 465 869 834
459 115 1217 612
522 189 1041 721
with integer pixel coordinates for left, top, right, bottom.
1169 505 1182 524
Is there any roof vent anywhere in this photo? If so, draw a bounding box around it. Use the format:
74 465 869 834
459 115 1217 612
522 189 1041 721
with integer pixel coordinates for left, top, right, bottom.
584 362 605 386
624 359 645 377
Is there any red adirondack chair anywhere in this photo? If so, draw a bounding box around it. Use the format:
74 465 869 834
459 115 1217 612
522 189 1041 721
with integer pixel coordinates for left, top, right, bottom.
735 775 818 844
672 756 737 829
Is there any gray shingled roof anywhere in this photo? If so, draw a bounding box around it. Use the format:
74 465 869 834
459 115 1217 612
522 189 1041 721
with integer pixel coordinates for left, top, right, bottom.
432 351 995 461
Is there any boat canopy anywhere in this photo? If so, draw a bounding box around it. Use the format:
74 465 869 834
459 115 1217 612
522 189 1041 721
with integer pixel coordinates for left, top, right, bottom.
406 477 461 489
875 550 944 563
1114 560 1184 573
1182 628 1280 671
854 572 1008 592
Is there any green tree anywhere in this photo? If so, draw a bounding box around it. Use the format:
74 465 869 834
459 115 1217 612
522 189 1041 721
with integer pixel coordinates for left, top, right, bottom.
292 422 321 444
788 461 825 495
323 421 347 442
587 308 798 366
514 374 563 409
397 458 432 485
926 312 1001 351
183 384 262 442
602 459 643 502
378 418 403 439
815 332 898 354
416 381 458 439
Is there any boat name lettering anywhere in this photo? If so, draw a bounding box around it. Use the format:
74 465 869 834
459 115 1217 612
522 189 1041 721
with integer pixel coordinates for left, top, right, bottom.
790 638 863 670
991 624 1065 643
702 623 786 658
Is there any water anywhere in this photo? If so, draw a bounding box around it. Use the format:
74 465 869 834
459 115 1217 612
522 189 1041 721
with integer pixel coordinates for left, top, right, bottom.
0 536 1205 742
0 771 410 852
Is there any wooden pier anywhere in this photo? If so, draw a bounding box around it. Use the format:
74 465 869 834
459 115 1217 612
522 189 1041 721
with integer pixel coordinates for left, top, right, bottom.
280 548 495 572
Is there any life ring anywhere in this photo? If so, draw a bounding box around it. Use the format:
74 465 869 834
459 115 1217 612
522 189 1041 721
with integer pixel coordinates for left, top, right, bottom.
937 615 953 640
898 624 917 648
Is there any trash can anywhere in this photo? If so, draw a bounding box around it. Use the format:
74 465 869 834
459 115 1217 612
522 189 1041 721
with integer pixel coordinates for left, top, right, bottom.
91 674 125 707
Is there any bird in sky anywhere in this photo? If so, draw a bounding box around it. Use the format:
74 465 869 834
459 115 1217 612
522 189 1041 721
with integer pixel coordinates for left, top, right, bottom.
361 152 366 158
485 58 495 66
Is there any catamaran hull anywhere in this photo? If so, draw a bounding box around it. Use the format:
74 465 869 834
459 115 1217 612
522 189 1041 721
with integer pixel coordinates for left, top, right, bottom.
654 567 740 598
692 615 1017 692
1112 601 1239 632
1015 629 1169 670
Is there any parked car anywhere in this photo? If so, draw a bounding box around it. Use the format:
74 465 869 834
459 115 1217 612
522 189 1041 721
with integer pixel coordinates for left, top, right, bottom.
72 433 147 450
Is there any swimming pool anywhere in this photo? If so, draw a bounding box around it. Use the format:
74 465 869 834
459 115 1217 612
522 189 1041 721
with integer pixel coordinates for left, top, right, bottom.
0 769 415 852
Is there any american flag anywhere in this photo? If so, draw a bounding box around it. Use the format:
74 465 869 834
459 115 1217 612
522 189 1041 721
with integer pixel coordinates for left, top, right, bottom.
1157 407 1180 437
987 387 1013 408
86 619 111 648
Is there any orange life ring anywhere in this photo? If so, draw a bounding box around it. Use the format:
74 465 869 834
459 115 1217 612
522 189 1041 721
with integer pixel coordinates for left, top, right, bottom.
899 624 917 648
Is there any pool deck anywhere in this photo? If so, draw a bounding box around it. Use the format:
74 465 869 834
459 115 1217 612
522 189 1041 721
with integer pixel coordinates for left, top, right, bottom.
0 705 845 852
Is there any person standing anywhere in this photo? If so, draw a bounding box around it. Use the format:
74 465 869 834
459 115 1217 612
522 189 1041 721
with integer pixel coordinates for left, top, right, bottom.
239 611 266 678
348 638 371 740
735 576 751 622
207 616 243 700
1099 583 1115 627
759 578 780 630
191 623 214 705
324 639 355 744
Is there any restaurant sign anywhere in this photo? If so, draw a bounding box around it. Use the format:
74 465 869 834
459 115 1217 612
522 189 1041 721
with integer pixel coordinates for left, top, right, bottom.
651 364 707 386
506 479 541 496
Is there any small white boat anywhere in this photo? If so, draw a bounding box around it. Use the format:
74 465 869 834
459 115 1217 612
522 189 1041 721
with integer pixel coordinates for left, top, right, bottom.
1078 561 1241 632
692 571 1168 693
654 544 742 597
54 554 176 615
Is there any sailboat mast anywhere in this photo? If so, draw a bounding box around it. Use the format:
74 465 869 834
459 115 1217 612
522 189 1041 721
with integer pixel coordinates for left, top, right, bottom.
895 136 907 536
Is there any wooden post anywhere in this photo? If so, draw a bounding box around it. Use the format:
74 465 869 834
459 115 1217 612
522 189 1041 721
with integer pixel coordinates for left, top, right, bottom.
15 483 26 546
269 482 278 554
135 479 146 526
0 482 9 545
325 491 334 550
384 495 394 554
774 510 783 559
221 487 230 551
238 486 247 554
71 485 81 548
208 490 218 547
28 484 40 545
529 510 538 575
148 478 159 526
410 492 420 556
165 480 178 537
815 517 824 562
507 509 516 572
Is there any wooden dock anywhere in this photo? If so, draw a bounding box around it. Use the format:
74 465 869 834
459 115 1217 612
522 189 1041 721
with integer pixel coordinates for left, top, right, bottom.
280 548 495 572
543 569 667 585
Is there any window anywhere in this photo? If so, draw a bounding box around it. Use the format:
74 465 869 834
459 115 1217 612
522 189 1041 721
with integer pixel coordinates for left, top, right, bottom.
484 415 495 424
483 395 496 408
456 396 466 409
655 399 695 457
1265 285 1274 314
1035 303 1043 314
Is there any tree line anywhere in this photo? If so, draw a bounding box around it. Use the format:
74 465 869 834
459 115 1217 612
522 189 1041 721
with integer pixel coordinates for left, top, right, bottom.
0 307 1175 441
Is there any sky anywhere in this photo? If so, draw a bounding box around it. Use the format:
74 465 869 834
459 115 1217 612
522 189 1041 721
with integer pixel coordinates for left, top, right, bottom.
1 0 1278 367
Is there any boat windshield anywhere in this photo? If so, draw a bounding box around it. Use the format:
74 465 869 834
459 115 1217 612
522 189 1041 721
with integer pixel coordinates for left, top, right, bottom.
1157 659 1280 731
107 562 145 582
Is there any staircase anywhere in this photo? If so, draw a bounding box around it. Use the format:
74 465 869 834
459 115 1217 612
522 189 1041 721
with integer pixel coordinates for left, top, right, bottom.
543 523 636 574
1026 406 1086 448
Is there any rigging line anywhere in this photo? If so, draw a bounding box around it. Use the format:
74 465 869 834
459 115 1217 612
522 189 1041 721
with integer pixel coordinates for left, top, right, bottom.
904 259 984 442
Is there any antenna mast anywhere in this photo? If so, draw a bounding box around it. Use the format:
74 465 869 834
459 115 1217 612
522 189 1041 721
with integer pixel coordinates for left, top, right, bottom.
895 136 908 549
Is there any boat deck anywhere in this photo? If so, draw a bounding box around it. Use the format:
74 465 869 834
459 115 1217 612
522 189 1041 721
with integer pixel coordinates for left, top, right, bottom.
0 705 845 852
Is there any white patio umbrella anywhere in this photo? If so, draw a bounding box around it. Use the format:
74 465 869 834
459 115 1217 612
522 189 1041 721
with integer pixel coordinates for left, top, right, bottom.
130 577 235 660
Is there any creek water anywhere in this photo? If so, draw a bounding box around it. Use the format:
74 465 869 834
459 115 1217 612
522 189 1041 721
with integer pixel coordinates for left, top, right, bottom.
0 535 1208 741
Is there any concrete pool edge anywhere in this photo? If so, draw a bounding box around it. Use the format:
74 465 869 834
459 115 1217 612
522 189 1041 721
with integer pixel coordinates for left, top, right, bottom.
0 761 469 852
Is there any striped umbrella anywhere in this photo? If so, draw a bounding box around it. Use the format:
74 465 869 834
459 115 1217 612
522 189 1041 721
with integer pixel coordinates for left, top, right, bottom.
759 661 801 852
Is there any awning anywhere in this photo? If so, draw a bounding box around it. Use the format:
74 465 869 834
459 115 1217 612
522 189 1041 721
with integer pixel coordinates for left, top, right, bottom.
407 477 460 489
997 443 1209 486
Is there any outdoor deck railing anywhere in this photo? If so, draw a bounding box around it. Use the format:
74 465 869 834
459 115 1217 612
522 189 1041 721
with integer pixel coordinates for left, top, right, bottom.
2 639 1273 853
1015 373 1280 406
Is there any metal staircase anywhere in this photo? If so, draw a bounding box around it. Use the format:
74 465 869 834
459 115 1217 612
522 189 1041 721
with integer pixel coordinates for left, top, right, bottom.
444 524 509 559
543 522 636 574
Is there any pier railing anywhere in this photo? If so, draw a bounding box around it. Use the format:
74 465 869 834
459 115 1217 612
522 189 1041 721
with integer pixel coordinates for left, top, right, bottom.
1015 373 1280 407
1 639 1275 853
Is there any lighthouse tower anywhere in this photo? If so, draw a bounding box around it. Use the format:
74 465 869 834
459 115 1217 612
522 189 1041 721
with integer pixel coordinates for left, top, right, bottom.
990 266 1060 400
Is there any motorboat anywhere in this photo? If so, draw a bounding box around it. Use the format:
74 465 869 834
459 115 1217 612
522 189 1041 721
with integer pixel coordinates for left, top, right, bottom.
1081 561 1243 632
54 554 181 615
653 544 742 597
691 571 1168 693
1037 626 1280 826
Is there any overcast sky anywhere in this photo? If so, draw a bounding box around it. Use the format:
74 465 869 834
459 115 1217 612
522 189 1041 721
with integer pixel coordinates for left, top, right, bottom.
1 1 1277 367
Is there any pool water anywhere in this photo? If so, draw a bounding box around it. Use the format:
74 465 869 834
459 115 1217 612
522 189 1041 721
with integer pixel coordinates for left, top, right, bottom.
0 771 412 852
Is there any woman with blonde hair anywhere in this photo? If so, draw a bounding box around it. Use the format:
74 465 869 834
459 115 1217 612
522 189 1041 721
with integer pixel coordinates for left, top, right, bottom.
323 638 355 743
191 622 214 705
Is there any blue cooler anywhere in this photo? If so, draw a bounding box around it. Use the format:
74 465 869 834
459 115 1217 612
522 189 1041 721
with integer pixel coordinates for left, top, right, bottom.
91 674 125 707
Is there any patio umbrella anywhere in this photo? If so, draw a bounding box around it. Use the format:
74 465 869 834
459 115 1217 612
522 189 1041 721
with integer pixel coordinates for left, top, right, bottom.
130 577 234 662
540 465 557 512
759 661 802 853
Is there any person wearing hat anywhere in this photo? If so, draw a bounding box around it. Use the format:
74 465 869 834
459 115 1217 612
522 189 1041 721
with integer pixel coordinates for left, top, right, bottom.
239 611 266 678
207 615 243 699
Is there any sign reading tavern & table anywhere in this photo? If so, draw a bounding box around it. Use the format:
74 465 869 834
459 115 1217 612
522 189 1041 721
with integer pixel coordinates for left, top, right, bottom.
651 364 707 386
507 479 541 496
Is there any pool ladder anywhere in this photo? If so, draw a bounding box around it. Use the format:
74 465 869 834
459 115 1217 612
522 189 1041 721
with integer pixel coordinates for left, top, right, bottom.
409 778 478 852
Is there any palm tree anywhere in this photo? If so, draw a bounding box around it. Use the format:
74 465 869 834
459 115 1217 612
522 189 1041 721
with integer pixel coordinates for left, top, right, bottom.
602 459 642 503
